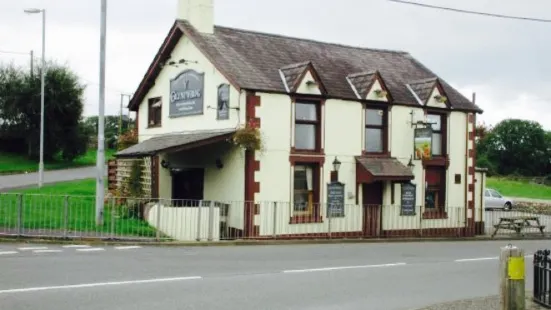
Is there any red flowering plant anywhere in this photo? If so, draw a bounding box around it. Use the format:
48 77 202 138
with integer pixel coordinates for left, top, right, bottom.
232 119 263 151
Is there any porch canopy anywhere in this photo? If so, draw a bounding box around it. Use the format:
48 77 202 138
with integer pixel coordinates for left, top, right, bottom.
356 156 414 183
115 129 236 158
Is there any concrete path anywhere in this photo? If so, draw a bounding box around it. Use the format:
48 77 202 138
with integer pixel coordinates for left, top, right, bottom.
0 240 546 310
0 166 105 191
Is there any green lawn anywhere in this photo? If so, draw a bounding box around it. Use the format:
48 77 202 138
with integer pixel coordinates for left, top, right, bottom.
487 177 551 200
0 149 116 175
1 179 156 238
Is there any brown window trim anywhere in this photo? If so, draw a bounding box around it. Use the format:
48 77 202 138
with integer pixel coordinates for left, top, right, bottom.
425 111 447 158
363 104 389 156
291 97 324 155
147 97 162 128
290 161 323 224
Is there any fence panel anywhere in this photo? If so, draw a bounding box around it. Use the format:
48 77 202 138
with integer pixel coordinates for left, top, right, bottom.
534 249 551 308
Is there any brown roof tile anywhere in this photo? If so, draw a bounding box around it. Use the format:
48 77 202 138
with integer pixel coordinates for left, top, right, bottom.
128 20 482 113
356 157 414 180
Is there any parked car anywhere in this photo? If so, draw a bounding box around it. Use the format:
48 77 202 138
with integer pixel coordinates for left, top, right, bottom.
484 188 515 211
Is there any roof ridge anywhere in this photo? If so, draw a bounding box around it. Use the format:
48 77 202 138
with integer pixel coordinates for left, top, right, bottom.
213 24 410 55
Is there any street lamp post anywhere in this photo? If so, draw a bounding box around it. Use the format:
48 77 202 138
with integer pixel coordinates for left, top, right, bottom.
96 0 107 226
24 8 46 188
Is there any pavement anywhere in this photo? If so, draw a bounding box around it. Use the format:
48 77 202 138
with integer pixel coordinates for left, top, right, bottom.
0 240 547 310
512 197 551 204
0 166 104 191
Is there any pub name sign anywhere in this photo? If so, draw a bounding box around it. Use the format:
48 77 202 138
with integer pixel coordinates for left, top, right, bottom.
169 69 205 118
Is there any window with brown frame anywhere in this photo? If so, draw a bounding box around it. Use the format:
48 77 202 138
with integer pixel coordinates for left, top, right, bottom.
426 113 447 156
292 163 320 222
294 101 320 151
424 167 447 218
148 97 162 127
365 107 387 153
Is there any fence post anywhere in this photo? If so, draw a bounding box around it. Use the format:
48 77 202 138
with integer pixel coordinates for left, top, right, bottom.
272 202 277 239
63 196 69 239
500 244 525 310
208 201 214 242
110 202 116 239
328 204 332 239
17 194 23 236
155 200 162 241
196 201 202 242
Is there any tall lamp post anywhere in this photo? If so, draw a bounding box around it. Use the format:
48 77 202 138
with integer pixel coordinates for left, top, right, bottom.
24 8 46 188
96 0 107 226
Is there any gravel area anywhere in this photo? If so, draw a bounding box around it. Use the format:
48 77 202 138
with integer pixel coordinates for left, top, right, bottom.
415 294 547 310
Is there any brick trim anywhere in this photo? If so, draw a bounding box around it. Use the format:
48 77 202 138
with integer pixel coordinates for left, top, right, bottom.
244 92 262 237
468 184 474 192
468 167 475 175
468 149 474 158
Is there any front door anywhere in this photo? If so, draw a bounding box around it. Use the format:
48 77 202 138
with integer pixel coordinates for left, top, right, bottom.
172 168 204 206
363 182 383 237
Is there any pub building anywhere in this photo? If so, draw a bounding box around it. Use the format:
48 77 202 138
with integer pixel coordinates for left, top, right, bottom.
113 0 488 240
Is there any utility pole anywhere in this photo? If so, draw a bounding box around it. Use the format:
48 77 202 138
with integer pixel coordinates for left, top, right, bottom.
95 0 107 226
118 93 132 137
30 50 34 77
38 10 46 189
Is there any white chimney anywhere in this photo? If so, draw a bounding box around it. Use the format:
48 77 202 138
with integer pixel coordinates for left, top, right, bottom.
177 0 214 34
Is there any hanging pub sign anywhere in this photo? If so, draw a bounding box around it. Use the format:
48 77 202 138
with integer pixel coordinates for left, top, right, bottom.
326 182 345 218
169 69 205 118
413 127 433 160
400 182 416 216
217 84 230 120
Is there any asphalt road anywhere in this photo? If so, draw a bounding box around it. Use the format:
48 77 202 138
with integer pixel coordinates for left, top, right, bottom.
0 166 103 191
0 240 546 310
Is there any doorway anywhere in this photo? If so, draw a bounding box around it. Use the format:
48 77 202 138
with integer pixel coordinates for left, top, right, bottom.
363 181 383 237
172 168 204 206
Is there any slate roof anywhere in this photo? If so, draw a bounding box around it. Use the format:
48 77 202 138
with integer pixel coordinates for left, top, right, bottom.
115 129 235 157
129 20 482 113
356 157 414 180
408 78 439 103
279 61 311 92
347 71 379 99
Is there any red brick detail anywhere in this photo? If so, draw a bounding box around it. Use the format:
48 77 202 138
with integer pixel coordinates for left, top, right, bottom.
468 167 475 175
474 222 485 235
468 149 474 158
468 184 474 192
244 92 262 237
468 131 475 140
253 225 260 237
251 231 364 240
468 114 474 123
468 201 474 208
382 228 468 238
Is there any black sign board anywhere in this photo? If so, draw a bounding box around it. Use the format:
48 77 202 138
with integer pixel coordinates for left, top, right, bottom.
326 182 345 218
217 84 230 120
169 69 205 118
400 182 416 216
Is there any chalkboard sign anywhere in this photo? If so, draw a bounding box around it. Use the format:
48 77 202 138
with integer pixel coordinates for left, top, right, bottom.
400 183 416 216
327 182 345 218
217 84 230 120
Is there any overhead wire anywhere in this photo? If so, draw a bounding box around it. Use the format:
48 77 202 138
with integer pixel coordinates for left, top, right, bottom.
387 0 551 23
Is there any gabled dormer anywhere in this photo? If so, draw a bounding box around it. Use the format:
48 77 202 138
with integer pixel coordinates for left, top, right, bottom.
346 70 391 102
279 61 327 95
407 78 451 108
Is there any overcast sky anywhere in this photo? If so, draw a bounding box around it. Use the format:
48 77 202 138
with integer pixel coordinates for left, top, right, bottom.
1 0 549 129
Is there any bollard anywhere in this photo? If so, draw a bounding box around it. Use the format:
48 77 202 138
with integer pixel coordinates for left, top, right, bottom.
500 244 525 310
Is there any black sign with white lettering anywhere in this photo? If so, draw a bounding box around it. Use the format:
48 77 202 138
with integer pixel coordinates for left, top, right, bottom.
169 69 205 118
327 182 345 218
217 84 230 120
400 182 416 216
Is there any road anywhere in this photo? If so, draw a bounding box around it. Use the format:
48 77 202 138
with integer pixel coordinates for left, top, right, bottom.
0 240 545 310
0 166 104 191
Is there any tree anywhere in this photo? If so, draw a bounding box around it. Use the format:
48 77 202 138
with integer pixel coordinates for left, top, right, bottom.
0 62 88 161
480 119 548 176
83 115 134 149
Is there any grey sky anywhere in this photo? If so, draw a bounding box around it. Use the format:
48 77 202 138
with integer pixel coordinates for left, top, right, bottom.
1 0 549 129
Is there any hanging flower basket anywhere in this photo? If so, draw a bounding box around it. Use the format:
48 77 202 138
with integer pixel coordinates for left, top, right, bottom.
232 119 263 151
434 95 448 103
374 89 387 98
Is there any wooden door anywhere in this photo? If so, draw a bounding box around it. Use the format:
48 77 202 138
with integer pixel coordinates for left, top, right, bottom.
172 168 205 206
363 182 383 237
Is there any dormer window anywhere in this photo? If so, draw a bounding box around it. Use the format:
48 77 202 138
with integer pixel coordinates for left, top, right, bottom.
426 113 447 156
365 107 388 154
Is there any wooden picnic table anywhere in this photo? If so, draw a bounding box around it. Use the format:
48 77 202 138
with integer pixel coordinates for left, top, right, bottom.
491 216 546 238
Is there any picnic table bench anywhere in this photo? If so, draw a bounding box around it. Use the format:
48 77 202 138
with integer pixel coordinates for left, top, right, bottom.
491 216 546 238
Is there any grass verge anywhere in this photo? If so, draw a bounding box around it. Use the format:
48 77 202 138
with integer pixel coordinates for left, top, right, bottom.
1 179 156 238
0 149 116 175
487 177 551 200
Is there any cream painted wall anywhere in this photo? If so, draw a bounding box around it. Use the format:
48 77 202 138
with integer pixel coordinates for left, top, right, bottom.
448 112 468 209
474 171 486 223
157 142 245 230
295 70 322 95
137 34 246 143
